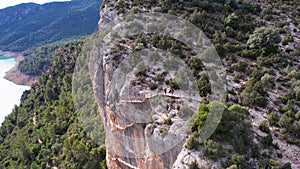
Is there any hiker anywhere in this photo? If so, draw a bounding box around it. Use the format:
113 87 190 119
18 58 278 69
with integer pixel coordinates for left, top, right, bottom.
169 87 175 95
164 88 167 95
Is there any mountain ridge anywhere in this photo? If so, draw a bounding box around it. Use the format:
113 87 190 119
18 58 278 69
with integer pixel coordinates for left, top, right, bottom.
0 0 102 52
0 3 41 26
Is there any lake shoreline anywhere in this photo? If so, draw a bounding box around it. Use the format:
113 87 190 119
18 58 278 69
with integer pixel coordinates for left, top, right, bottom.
0 50 22 58
0 51 38 86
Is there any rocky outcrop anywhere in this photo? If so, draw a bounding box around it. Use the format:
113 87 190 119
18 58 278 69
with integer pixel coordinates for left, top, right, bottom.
90 43 198 168
91 1 300 168
91 3 202 169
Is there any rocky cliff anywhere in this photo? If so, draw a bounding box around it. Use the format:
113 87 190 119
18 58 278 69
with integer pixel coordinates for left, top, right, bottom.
91 2 202 168
91 0 300 168
0 0 299 168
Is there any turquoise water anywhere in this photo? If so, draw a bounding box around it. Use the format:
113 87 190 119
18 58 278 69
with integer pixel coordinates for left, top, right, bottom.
0 55 30 124
0 55 11 60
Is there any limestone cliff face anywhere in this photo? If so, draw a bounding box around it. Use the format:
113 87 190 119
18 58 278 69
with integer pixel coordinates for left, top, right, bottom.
90 41 182 168
91 2 199 169
91 47 187 168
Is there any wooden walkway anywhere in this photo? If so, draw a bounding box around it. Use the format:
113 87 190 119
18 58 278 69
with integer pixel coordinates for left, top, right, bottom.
119 92 202 104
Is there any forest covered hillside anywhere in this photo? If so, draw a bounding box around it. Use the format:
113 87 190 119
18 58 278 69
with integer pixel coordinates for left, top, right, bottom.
0 0 102 52
0 0 299 168
0 41 106 169
0 0 103 77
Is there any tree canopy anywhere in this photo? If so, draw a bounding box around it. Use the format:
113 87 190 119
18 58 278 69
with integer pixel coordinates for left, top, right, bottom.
247 27 281 51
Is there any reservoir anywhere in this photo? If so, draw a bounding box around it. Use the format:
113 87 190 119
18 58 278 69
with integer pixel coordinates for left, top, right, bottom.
0 55 30 124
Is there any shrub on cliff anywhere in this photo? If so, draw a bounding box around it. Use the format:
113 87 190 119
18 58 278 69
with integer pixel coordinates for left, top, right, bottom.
227 154 247 169
203 139 224 159
247 27 281 54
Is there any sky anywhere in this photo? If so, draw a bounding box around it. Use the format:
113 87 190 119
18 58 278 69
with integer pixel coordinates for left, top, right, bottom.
0 0 70 9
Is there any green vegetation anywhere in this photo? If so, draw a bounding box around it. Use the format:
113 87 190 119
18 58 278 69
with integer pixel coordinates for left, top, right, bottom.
247 27 281 54
268 112 280 126
203 139 223 160
18 41 67 76
259 159 292 169
0 0 103 76
227 154 246 169
189 103 250 152
187 102 287 167
262 134 273 148
188 161 200 169
272 70 300 146
0 0 102 51
0 42 106 168
241 74 268 107
224 13 241 30
259 120 270 133
185 133 200 150
191 103 252 153
1 0 300 167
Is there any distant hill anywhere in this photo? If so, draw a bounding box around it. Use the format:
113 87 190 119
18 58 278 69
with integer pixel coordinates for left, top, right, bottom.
0 0 102 51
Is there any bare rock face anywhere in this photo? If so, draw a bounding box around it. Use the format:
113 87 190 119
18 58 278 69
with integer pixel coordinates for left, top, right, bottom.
90 4 198 169
90 47 186 168
90 40 195 168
